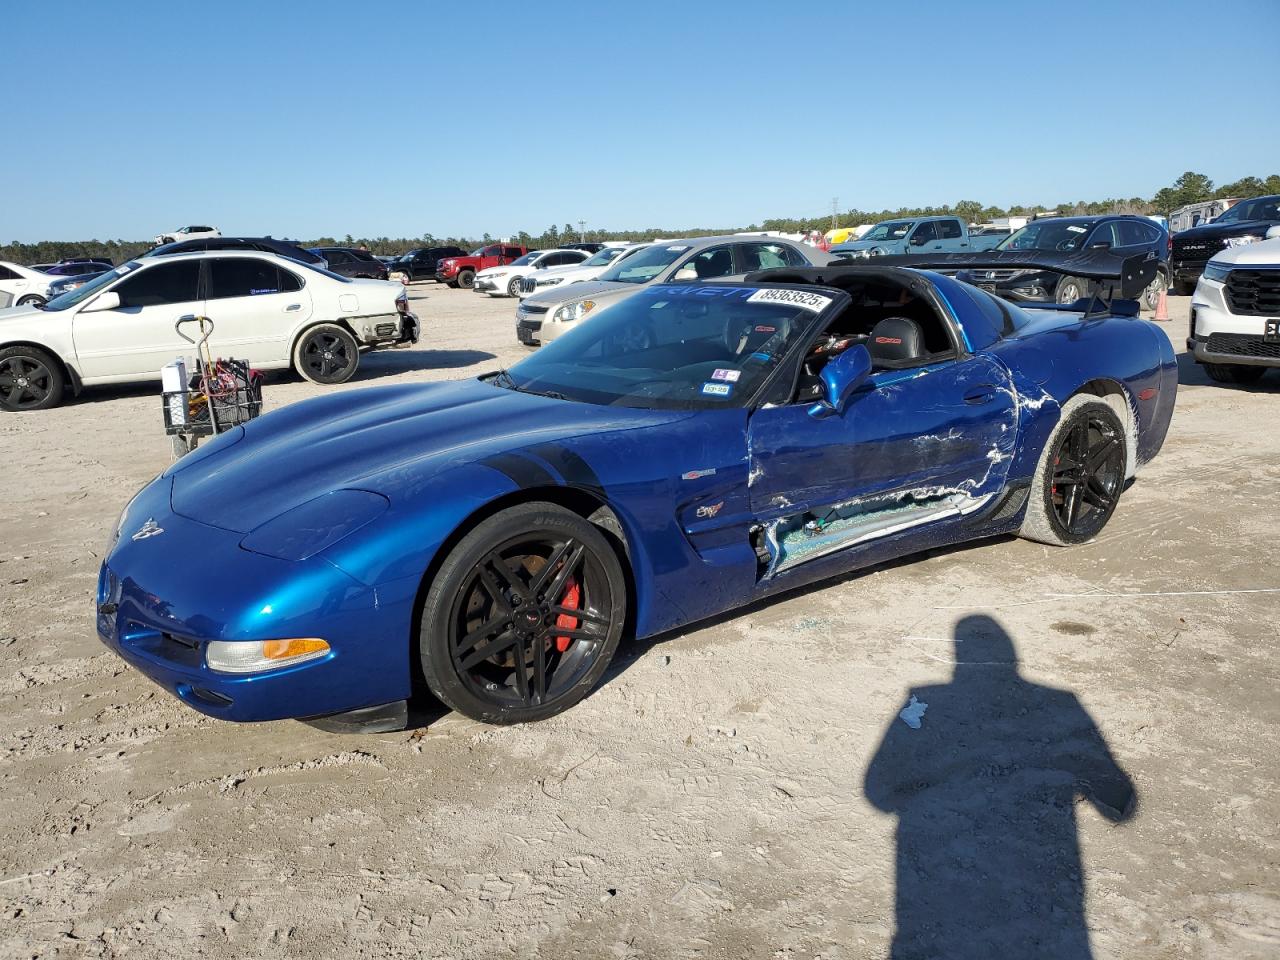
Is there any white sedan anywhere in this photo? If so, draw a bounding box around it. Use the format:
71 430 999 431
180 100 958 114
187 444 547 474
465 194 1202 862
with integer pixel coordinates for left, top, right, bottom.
0 261 63 310
472 249 590 297
0 250 417 411
515 244 646 299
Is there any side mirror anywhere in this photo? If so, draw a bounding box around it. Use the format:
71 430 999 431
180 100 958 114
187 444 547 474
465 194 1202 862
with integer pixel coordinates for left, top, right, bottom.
81 290 121 313
672 265 698 282
1266 225 1280 240
808 344 872 419
1089 240 1112 250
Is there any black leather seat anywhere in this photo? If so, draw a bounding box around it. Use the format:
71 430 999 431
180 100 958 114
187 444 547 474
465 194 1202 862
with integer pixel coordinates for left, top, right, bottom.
867 316 925 369
695 249 733 278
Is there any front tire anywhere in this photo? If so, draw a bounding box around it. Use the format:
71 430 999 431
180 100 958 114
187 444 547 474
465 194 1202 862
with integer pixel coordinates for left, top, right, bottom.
0 345 65 411
1203 362 1266 384
1020 395 1127 546
16 295 46 309
457 268 476 290
292 324 360 385
419 502 627 724
1055 276 1088 304
507 276 523 297
1173 279 1196 296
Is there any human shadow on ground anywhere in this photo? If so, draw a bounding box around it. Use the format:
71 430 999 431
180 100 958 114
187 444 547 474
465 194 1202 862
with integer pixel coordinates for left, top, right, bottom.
864 614 1137 959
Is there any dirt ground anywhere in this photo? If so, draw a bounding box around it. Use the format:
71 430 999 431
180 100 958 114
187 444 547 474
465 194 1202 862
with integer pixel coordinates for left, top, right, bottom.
1 288 1277 959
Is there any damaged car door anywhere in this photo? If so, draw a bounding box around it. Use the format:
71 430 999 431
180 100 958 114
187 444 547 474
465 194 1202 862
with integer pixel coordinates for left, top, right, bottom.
746 352 1018 578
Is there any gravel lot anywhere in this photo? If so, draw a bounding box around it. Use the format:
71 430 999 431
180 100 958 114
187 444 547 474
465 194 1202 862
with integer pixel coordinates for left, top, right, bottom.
1 287 1277 959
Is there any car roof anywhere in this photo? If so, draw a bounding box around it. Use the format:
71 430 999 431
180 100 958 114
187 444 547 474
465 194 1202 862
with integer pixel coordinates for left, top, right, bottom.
132 249 306 265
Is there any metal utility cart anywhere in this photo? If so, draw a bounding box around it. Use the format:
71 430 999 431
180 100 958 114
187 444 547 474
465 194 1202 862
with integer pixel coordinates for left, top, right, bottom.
161 316 263 457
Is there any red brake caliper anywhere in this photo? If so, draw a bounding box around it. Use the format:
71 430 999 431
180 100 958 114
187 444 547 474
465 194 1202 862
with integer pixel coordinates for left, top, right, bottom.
554 579 580 652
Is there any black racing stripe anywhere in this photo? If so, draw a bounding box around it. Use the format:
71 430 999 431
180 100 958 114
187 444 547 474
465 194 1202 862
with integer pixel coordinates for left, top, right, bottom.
527 444 604 493
480 452 557 489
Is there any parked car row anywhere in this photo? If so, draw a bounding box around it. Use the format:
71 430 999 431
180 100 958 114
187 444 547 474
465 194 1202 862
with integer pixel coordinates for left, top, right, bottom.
0 249 417 411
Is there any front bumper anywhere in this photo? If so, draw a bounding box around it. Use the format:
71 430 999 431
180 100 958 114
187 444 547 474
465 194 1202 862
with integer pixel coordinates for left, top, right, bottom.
1172 259 1209 284
516 318 541 345
96 478 416 723
473 277 502 293
1187 279 1280 368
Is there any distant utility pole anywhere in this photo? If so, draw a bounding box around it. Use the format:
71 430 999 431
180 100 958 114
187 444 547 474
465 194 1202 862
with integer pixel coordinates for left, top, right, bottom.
578 220 586 242
831 198 839 229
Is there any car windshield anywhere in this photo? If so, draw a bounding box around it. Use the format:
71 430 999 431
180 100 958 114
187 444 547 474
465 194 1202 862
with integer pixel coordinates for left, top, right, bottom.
510 252 540 267
582 247 627 267
862 220 915 241
42 261 140 311
595 243 689 284
998 220 1094 252
469 247 486 256
1213 197 1280 224
496 283 834 410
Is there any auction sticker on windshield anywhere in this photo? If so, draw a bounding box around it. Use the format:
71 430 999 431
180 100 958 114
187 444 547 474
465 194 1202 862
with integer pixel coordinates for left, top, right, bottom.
701 382 732 397
746 288 832 312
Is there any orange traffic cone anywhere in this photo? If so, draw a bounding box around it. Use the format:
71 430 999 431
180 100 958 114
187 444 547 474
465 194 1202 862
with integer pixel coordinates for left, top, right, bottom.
1154 286 1170 322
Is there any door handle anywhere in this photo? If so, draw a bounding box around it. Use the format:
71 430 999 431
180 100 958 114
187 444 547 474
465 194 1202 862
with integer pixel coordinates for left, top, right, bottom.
963 385 998 404
285 303 302 312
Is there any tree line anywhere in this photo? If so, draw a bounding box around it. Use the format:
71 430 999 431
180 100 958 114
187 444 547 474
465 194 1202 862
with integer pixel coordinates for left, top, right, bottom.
4 170 1278 267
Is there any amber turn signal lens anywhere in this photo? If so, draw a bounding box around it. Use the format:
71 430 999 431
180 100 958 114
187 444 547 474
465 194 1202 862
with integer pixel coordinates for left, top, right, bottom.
262 638 330 660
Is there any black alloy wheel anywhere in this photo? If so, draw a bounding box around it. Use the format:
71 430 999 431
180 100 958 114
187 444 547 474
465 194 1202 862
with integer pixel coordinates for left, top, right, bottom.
457 268 475 289
420 503 626 724
293 324 359 385
0 346 65 411
1047 406 1125 541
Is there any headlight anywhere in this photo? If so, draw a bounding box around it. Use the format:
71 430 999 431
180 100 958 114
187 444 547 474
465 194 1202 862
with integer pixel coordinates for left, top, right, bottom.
551 300 596 324
1223 235 1261 248
206 637 331 674
239 490 389 561
542 278 564 286
1202 261 1231 283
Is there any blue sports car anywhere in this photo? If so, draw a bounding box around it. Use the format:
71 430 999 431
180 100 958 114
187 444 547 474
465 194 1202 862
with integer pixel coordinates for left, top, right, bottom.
97 253 1176 729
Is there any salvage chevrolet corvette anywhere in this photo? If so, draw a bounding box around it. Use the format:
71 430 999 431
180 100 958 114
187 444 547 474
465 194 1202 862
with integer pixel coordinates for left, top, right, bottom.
98 253 1176 729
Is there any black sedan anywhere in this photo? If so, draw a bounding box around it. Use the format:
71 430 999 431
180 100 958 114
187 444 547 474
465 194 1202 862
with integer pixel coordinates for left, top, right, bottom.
311 247 390 280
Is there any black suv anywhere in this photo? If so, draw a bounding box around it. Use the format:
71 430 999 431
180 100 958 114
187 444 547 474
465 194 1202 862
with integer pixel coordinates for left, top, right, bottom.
310 247 390 280
1170 195 1280 294
563 242 608 254
391 246 468 282
967 215 1169 309
147 236 326 269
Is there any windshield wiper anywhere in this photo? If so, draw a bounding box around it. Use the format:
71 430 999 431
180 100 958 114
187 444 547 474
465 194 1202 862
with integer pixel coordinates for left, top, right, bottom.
523 388 571 401
490 369 518 390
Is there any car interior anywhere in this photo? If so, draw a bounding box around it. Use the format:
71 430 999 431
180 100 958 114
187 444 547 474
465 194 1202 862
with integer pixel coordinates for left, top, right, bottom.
786 275 959 403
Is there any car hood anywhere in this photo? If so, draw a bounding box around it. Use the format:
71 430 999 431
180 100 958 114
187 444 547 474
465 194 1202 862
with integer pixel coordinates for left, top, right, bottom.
0 304 46 323
1175 220 1279 241
521 278 637 307
167 377 688 533
831 239 882 253
1207 236 1280 266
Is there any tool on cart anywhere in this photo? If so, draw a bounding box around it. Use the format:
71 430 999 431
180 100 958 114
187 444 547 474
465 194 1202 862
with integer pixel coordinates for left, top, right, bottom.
161 315 263 458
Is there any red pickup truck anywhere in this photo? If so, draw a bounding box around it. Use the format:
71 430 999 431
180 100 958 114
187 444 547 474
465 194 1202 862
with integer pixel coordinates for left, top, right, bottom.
435 243 528 289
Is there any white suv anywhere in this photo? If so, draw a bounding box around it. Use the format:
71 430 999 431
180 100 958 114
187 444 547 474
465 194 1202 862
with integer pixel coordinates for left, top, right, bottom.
1187 228 1280 384
154 225 221 245
0 251 417 411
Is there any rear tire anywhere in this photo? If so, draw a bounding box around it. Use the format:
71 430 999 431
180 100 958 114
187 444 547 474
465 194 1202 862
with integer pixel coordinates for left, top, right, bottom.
1203 362 1266 384
457 268 476 290
419 502 627 724
1142 271 1168 312
292 324 360 385
0 345 65 411
1020 395 1127 546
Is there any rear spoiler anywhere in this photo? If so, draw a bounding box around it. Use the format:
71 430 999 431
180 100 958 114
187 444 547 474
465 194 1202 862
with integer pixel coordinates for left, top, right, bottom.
833 250 1158 301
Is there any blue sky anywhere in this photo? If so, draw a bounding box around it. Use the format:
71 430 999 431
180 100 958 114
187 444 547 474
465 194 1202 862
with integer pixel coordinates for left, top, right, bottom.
4 0 1278 242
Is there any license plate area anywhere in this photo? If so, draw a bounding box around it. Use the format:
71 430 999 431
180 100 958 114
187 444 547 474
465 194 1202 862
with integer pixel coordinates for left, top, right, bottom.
1266 319 1280 343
